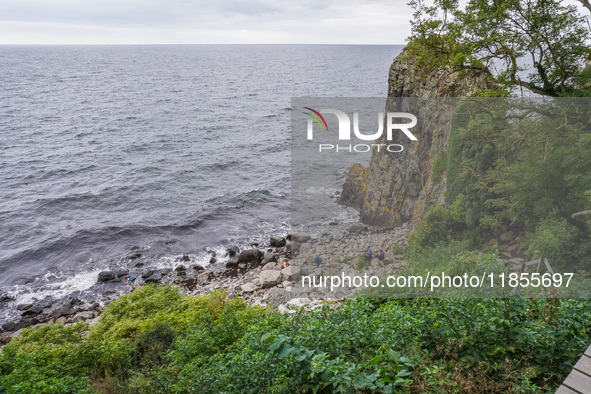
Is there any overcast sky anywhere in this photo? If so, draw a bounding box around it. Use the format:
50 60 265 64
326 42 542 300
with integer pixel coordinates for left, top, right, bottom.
0 0 415 45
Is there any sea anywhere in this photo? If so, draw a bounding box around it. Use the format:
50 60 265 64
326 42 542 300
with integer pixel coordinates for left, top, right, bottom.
0 44 402 325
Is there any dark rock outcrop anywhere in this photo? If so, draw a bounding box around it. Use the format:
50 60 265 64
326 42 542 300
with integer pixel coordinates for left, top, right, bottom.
237 249 264 264
97 271 116 282
344 48 496 227
270 236 287 247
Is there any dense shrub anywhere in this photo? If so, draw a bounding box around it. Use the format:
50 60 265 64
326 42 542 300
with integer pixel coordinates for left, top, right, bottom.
2 286 591 393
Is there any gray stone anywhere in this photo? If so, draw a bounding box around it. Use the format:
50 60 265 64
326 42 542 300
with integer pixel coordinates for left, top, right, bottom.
226 245 240 257
52 307 76 319
259 270 282 288
175 265 186 271
281 265 301 281
278 304 296 314
21 305 43 316
197 272 211 286
238 249 264 263
225 257 239 268
289 233 311 243
16 303 32 311
263 251 275 262
7 318 39 331
97 271 115 282
73 311 94 322
142 270 155 279
241 282 257 293
270 236 287 247
348 223 368 233
262 262 277 270
266 287 291 306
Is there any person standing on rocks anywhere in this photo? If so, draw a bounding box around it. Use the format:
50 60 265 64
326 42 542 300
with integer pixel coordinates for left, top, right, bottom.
125 275 136 291
365 248 372 263
314 255 322 267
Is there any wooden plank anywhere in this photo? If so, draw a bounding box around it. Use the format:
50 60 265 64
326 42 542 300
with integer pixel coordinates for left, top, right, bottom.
561 369 591 393
574 355 591 375
543 258 554 275
555 384 580 394
584 345 591 358
524 259 541 267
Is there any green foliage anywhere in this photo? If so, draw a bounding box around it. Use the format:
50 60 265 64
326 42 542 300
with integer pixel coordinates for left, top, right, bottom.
443 98 591 270
407 0 591 96
1 286 591 392
0 323 95 393
431 150 447 183
406 196 467 261
356 254 369 270
391 243 405 255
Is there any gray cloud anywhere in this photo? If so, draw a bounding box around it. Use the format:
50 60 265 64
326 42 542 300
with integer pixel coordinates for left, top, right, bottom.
0 0 413 44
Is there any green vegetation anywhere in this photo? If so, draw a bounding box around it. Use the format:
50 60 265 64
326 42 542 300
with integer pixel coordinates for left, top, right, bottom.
356 254 370 270
391 243 405 255
407 99 591 272
407 0 591 96
2 285 591 393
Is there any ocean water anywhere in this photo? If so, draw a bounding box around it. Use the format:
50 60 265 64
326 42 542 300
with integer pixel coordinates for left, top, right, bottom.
0 44 402 324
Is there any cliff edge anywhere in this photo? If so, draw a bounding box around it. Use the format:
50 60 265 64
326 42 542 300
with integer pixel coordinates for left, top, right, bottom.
342 48 495 227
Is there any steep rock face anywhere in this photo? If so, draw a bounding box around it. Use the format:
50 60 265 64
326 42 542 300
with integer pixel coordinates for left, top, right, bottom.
344 49 495 227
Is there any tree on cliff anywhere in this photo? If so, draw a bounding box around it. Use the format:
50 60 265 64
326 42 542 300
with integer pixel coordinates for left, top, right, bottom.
407 0 591 96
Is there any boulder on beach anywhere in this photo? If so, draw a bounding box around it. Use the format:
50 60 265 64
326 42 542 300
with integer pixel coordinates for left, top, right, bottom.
260 270 282 288
281 265 301 282
51 307 76 319
225 257 239 268
142 270 155 279
144 278 160 284
3 318 39 332
197 272 211 286
21 305 44 316
238 249 264 264
226 245 240 257
289 233 311 243
270 236 287 247
73 311 94 322
263 251 275 262
266 287 291 306
97 271 115 282
241 282 257 293
348 223 368 233
16 303 32 311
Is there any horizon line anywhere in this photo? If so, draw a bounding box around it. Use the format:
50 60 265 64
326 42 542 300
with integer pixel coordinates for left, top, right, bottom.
0 43 406 46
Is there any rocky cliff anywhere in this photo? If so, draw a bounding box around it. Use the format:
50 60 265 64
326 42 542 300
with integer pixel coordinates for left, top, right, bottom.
342 48 496 227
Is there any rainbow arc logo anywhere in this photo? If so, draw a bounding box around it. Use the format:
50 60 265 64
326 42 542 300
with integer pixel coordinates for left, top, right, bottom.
302 107 329 131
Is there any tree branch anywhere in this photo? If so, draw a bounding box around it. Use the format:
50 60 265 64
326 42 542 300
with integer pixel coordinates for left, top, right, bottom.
577 0 591 14
571 210 591 218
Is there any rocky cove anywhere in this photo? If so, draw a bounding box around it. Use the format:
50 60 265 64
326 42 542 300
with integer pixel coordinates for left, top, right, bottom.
0 223 412 345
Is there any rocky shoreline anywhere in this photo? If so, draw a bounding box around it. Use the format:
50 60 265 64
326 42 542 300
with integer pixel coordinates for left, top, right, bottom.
0 216 532 348
0 223 413 346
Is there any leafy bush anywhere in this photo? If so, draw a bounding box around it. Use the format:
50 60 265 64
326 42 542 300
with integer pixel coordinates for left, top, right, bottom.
2 285 591 393
356 254 369 270
391 243 404 255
